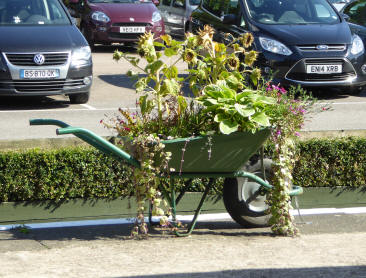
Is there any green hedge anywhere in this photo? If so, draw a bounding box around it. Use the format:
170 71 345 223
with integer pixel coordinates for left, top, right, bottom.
0 137 365 202
293 137 366 188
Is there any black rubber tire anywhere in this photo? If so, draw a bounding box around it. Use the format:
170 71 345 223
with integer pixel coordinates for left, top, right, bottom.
348 86 363 96
69 92 90 104
223 158 272 228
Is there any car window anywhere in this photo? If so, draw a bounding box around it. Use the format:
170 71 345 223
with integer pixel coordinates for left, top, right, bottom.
245 0 340 24
162 0 172 5
172 0 185 8
0 0 70 25
202 0 239 17
343 1 366 26
189 0 200 5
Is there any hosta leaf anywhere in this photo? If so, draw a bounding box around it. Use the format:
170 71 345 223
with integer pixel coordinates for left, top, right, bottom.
251 112 271 126
234 103 255 117
214 113 228 123
219 119 239 134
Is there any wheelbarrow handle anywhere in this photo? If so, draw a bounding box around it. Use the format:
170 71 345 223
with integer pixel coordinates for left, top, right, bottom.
30 118 140 168
29 119 70 128
57 126 140 168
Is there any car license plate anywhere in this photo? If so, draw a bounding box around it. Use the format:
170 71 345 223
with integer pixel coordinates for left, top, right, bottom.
20 69 60 79
306 64 342 74
120 26 145 33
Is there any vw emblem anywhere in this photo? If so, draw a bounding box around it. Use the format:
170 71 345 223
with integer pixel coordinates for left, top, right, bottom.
129 17 135 22
316 45 329 50
33 53 45 65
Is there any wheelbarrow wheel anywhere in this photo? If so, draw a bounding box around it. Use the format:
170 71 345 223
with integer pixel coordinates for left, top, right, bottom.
223 158 272 228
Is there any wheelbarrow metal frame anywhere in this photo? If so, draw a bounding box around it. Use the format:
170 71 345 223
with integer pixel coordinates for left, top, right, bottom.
30 118 303 236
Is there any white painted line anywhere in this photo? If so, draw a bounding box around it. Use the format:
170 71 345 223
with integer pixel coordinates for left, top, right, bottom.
316 102 366 105
0 107 138 113
1 207 366 231
80 104 97 110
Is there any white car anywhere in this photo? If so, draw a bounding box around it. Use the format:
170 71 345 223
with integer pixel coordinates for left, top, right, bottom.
329 0 353 11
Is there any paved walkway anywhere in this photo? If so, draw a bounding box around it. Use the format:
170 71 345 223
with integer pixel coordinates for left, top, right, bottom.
0 214 365 278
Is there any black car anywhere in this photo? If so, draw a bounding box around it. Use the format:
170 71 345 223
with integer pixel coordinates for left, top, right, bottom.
189 0 366 93
341 0 366 28
0 0 92 104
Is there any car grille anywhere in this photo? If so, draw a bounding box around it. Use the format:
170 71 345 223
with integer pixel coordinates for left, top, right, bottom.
109 32 144 40
111 22 151 27
0 79 84 92
286 58 356 82
4 53 69 66
297 45 346 51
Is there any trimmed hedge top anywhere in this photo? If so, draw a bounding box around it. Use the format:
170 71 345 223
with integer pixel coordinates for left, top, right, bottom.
0 137 365 202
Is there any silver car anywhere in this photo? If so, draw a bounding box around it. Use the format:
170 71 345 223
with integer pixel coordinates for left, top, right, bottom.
158 0 200 37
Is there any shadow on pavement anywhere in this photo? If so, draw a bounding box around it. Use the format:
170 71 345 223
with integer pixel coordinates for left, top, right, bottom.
2 220 271 242
0 96 70 111
109 266 366 278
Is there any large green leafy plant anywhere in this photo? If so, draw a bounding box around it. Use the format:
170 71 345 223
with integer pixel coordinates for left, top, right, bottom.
108 26 316 237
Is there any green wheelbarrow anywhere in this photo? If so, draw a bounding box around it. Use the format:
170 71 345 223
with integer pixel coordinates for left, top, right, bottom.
30 118 303 236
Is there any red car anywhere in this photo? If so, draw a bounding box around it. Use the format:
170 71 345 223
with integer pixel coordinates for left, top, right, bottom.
67 0 165 49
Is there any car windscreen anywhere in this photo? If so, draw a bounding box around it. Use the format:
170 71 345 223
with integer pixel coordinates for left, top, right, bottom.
245 0 340 25
0 0 70 25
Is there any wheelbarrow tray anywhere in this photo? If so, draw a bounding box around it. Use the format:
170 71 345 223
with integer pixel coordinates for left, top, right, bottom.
163 128 271 173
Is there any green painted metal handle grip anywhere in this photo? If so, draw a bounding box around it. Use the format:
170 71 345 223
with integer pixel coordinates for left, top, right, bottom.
30 118 140 168
29 119 70 128
57 126 140 168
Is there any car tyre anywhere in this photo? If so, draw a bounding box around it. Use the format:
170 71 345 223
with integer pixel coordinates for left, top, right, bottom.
69 92 90 104
348 86 364 95
223 158 272 228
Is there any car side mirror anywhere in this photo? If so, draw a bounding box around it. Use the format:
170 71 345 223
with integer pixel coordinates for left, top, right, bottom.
173 1 184 8
342 13 350 21
152 0 160 6
222 14 237 25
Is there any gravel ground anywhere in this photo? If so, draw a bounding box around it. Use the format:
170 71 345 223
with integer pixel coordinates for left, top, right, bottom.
0 214 365 278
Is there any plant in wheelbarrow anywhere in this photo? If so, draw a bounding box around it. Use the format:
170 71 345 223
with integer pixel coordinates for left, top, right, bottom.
108 25 315 237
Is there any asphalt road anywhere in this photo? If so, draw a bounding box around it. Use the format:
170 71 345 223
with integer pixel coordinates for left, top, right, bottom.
1 45 366 142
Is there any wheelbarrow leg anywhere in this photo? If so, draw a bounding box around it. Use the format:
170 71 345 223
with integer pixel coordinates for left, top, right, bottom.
172 178 214 237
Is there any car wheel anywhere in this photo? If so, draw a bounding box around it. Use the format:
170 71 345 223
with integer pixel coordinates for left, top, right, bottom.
69 92 90 104
348 86 363 95
80 25 95 50
223 158 272 228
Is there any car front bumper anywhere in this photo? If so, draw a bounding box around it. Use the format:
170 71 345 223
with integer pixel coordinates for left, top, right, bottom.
0 52 92 97
90 21 165 44
257 48 366 89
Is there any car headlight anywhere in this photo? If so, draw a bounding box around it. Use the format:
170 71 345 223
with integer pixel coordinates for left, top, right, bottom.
259 37 292 56
351 34 364 55
152 11 162 23
71 46 91 67
91 11 110 23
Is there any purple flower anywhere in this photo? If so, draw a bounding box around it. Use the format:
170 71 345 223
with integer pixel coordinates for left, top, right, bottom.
295 132 300 137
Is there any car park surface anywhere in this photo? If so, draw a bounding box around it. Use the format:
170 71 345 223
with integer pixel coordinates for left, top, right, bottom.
0 0 92 104
66 0 165 49
189 0 366 93
2 48 366 143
